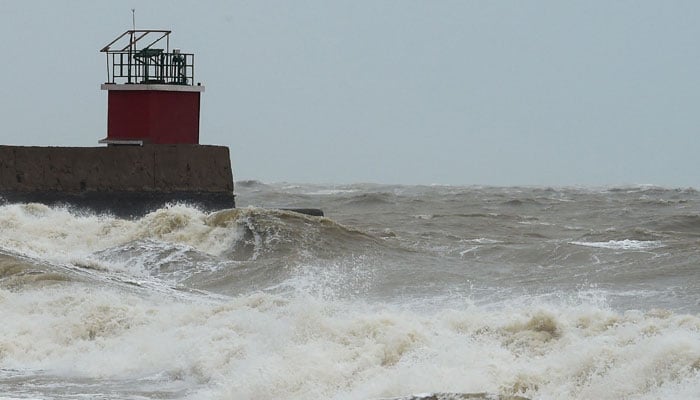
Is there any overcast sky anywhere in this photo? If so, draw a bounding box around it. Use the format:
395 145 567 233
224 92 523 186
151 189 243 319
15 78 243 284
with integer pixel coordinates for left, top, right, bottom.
1 1 698 187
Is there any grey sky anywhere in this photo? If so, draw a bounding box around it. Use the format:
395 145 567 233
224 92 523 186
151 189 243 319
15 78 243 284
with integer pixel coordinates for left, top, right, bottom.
1 1 698 187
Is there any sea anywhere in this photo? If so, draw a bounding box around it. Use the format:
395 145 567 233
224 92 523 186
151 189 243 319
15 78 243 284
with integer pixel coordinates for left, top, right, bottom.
1 182 699 399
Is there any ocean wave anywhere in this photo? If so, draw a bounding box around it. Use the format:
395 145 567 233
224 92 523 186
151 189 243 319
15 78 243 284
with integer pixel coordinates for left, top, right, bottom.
0 251 76 289
0 204 403 296
236 179 268 188
382 393 529 399
342 192 397 206
3 185 700 399
304 189 359 196
1 288 699 400
205 207 386 261
0 203 387 264
642 214 700 235
570 239 664 250
499 198 543 207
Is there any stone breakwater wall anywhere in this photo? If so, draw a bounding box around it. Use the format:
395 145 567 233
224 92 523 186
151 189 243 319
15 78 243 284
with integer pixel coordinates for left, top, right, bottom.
0 145 233 193
0 145 235 216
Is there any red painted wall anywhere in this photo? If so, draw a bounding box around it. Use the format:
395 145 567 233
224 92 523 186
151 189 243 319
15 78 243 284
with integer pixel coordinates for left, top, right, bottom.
107 90 201 144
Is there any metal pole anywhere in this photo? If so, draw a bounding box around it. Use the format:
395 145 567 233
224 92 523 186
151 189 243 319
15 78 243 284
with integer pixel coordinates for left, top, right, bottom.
128 31 133 83
129 9 135 83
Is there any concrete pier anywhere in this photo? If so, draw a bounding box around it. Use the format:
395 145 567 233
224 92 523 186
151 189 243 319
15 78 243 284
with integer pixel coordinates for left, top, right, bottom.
0 144 235 216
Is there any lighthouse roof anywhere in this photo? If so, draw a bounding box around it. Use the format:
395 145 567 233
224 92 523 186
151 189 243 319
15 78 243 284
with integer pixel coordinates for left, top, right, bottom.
100 29 172 53
100 29 196 86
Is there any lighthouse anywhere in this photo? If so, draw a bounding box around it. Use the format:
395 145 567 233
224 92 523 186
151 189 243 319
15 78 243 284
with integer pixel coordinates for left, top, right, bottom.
0 28 321 217
99 30 203 145
0 28 236 217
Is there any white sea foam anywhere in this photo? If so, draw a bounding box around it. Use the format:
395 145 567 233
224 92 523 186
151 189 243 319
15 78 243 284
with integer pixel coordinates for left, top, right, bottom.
305 189 358 195
2 185 700 399
570 239 664 250
459 246 479 257
0 203 242 271
1 286 699 400
466 238 501 244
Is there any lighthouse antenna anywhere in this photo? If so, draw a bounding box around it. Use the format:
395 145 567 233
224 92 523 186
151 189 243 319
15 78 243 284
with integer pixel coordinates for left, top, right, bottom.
131 8 136 31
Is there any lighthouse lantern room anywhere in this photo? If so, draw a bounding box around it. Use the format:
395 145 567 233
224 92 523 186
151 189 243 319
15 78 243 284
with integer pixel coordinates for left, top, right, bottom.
100 30 203 145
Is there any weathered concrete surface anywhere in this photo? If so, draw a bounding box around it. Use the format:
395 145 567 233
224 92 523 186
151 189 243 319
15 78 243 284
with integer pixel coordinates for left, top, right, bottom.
0 144 235 216
0 145 233 193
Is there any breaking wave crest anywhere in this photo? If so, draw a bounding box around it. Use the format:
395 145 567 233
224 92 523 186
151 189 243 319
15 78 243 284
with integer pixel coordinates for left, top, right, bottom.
2 187 700 400
1 286 699 400
0 204 395 297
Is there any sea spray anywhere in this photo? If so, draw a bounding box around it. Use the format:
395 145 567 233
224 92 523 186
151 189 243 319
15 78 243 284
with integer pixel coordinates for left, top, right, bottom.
1 184 700 399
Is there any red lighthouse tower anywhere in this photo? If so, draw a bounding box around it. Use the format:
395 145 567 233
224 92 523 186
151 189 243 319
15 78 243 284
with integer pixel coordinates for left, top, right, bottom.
100 30 203 145
0 28 327 217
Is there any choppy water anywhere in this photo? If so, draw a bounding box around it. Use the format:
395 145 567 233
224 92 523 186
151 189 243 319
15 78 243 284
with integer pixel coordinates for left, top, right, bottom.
1 183 699 399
